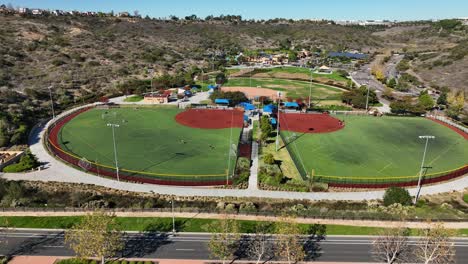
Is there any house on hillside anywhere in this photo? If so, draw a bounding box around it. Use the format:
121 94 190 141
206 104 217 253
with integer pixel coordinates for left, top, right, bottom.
118 12 130 17
31 9 43 15
18 7 30 14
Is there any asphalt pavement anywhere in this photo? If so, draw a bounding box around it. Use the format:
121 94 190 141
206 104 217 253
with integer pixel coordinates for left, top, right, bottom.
1 229 467 263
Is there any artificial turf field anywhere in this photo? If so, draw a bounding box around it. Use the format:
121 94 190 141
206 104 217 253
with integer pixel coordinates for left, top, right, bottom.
281 115 468 181
58 107 241 178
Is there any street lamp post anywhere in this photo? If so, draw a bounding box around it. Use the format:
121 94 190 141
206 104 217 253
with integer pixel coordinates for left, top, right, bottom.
171 198 176 235
47 86 55 119
414 135 435 204
107 123 120 182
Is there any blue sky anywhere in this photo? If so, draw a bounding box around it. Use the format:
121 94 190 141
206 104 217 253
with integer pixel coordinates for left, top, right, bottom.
2 0 467 20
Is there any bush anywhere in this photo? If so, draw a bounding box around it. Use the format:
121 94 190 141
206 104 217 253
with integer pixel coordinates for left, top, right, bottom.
2 150 39 173
383 187 412 206
310 182 328 192
263 153 275 165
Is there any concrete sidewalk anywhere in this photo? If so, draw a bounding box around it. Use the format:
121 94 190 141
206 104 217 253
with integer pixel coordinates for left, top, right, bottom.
8 256 380 264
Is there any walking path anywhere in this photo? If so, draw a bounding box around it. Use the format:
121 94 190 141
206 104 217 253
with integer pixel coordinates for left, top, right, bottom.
248 141 259 191
1 211 467 229
0 103 467 201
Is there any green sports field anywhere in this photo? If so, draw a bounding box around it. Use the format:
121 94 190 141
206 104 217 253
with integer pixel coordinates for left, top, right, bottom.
281 115 468 183
58 107 241 178
225 77 343 100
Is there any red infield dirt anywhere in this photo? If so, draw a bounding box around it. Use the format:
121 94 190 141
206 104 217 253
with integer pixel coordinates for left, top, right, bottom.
175 109 244 129
221 86 284 100
279 113 344 133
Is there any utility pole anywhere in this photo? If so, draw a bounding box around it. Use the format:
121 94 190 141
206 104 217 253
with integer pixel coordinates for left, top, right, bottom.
107 123 120 182
414 135 435 204
47 85 55 119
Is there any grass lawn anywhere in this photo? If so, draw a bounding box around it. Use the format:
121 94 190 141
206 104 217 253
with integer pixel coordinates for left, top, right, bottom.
266 66 348 82
58 107 241 177
260 136 301 180
123 95 143 102
281 115 468 182
224 77 343 100
0 216 466 236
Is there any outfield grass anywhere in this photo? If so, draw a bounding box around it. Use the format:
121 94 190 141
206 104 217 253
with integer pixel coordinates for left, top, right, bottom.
2 216 465 236
123 95 143 102
282 115 468 181
225 77 343 100
58 107 241 177
266 66 348 82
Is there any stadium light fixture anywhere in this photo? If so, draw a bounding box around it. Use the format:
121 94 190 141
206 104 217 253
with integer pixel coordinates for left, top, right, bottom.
47 85 55 119
107 123 120 182
414 135 435 204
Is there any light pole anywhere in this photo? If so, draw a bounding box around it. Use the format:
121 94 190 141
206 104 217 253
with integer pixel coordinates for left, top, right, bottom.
366 79 370 112
148 68 155 104
250 67 253 88
414 135 435 204
47 85 55 119
171 198 176 235
226 110 234 185
275 92 282 152
308 69 313 108
107 123 120 182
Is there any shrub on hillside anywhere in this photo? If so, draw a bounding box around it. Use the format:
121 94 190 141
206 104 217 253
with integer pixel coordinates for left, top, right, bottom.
2 150 39 173
383 187 412 206
263 153 275 165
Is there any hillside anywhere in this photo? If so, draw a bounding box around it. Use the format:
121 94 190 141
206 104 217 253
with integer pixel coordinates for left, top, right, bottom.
0 15 467 148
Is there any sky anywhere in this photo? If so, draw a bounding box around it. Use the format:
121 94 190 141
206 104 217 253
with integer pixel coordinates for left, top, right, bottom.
2 0 468 21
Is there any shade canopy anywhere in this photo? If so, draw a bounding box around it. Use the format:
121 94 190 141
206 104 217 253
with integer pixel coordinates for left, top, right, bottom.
239 102 256 110
263 104 277 113
284 102 299 108
214 98 230 104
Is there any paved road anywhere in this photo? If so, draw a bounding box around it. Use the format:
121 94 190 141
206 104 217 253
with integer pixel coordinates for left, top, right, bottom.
1 230 467 262
384 54 404 80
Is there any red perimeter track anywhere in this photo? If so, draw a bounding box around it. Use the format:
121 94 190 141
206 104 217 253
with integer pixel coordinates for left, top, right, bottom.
175 109 244 129
427 117 468 140
47 107 231 186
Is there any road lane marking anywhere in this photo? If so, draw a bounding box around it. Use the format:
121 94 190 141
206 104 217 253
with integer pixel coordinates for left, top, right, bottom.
175 248 195 251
